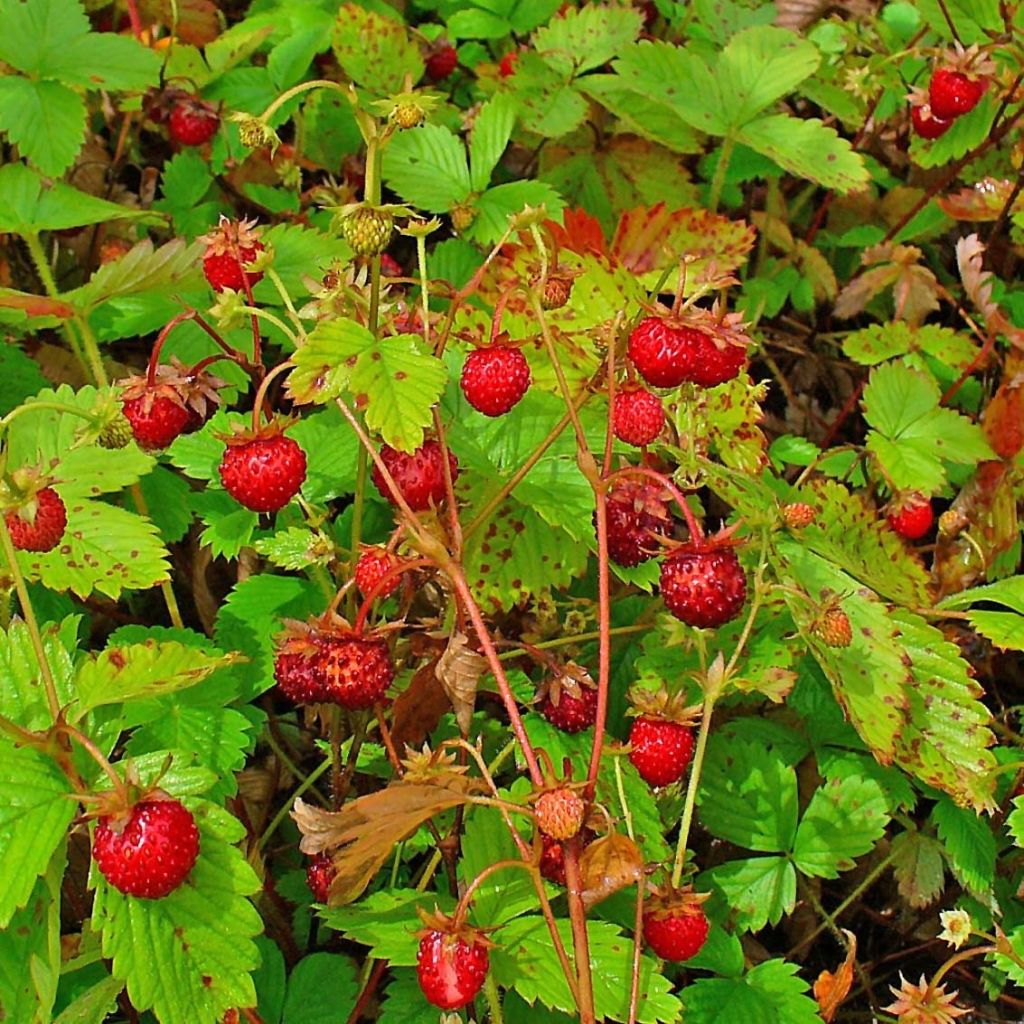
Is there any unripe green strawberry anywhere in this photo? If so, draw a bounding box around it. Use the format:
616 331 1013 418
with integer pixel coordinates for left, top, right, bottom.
98 414 134 449
340 206 393 257
450 203 475 232
781 502 816 529
534 787 585 841
815 607 852 648
392 102 425 129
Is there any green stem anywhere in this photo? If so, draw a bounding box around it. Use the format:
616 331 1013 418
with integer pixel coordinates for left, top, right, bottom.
260 78 352 124
258 752 333 849
238 307 298 346
483 973 505 1024
129 483 184 629
671 693 716 887
0 401 96 433
707 135 736 215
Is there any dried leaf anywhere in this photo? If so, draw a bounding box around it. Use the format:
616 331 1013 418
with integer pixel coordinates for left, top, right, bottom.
0 290 75 319
292 778 481 904
956 233 1024 351
813 930 857 1022
436 632 488 734
579 832 645 908
834 244 938 326
390 656 450 752
937 179 1018 222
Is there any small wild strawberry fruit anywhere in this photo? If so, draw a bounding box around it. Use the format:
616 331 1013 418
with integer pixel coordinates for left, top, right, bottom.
660 539 747 628
910 102 953 139
887 491 934 540
4 486 66 552
380 253 402 276
416 910 492 1010
168 96 219 146
540 273 574 310
613 386 665 446
461 345 531 416
199 217 265 293
781 502 816 529
274 622 327 703
425 43 458 81
306 851 336 903
603 478 673 567
929 66 986 120
93 797 200 899
815 606 853 648
371 440 459 511
628 316 705 388
219 423 306 514
629 716 695 787
690 332 746 388
540 828 596 885
355 545 402 600
538 671 598 733
535 787 585 841
120 360 223 450
98 414 134 450
314 630 394 709
339 205 394 257
643 887 711 961
391 101 425 129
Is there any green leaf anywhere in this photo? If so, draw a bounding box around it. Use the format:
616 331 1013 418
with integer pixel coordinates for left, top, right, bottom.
890 829 947 908
0 344 49 413
0 616 78 731
469 94 517 191
379 972 450 1024
330 3 423 94
843 321 978 368
291 407 361 502
468 180 566 245
382 124 472 212
736 115 870 193
506 50 590 139
52 976 124 1024
46 32 160 90
0 738 75 928
93 803 262 1024
932 795 996 896
698 735 799 852
0 0 89 73
251 223 345 308
533 4 642 75
301 89 362 171
73 640 239 716
682 960 821 1024
192 490 260 560
448 8 510 39
281 954 359 1024
460 806 538 927
287 317 368 405
254 526 333 570
792 774 890 878
703 856 796 934
0 78 85 177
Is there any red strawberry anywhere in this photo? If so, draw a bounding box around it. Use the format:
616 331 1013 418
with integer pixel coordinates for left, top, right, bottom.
416 911 491 1010
613 386 665 447
929 67 986 120
93 798 200 899
123 393 196 450
120 360 223 450
540 828 596 885
643 888 711 961
306 851 336 903
371 440 459 511
629 716 695 787
534 787 585 841
499 51 519 78
660 542 746 628
274 650 325 704
628 316 705 388
910 102 953 139
5 487 67 552
425 43 458 81
313 631 394 709
380 254 402 276
604 478 673 567
354 545 401 600
168 96 219 146
690 333 745 388
219 424 307 513
461 345 531 417
200 218 265 292
539 679 597 733
886 492 933 540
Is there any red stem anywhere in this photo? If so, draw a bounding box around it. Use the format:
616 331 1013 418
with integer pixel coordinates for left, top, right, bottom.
489 282 521 345
123 0 144 40
344 959 388 1024
146 310 196 386
603 464 704 543
351 557 433 634
585 490 612 799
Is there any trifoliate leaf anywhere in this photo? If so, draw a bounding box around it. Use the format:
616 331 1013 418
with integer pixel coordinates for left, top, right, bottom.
682 960 821 1024
0 78 85 178
533 4 642 76
382 124 472 212
702 856 797 934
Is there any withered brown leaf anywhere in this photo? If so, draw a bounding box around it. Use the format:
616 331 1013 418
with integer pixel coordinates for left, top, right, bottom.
579 832 645 908
813 930 857 1023
436 632 487 734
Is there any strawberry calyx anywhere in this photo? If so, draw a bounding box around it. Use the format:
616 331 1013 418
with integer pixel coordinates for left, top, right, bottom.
0 467 59 517
643 883 711 922
120 357 225 422
626 686 701 728
215 415 297 449
416 906 497 950
198 216 265 261
536 661 597 713
663 522 741 558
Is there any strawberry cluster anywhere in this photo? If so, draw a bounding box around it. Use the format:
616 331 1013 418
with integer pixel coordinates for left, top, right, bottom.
909 48 992 140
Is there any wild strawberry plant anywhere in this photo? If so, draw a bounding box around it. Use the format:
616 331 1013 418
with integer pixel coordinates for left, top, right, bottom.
3 1 1024 1023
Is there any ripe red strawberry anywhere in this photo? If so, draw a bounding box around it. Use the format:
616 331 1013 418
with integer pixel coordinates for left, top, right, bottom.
929 67 986 119
643 888 711 961
539 680 597 733
371 440 459 511
120 360 223 450
629 716 695 787
628 316 704 388
200 217 265 292
535 787 585 840
274 650 325 704
314 631 394 709
660 542 746 628
93 798 200 899
219 425 307 513
5 487 67 552
690 333 745 388
123 393 195 450
604 478 673 567
887 491 934 540
425 43 458 81
540 828 596 885
306 851 336 903
168 96 219 146
613 386 665 446
354 545 401 600
380 253 402 276
498 50 519 78
416 912 491 1010
910 102 953 139
461 345 531 417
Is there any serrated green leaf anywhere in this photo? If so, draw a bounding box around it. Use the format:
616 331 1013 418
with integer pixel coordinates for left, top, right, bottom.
533 4 642 76
468 180 566 245
330 3 422 95
698 735 799 852
132 464 194 544
597 759 671 864
448 7 509 38
0 739 74 928
0 616 78 730
939 575 1024 612
469 94 517 191
291 406 361 502
44 31 160 90
932 795 996 896
281 953 359 1024
682 377 768 473
505 50 590 138
286 318 369 405
251 223 345 308
254 526 332 570
0 77 85 177
93 802 262 1024
890 829 946 908
703 856 796 934
1008 795 1024 849
302 89 362 171
0 343 49 413
912 93 997 169
682 960 821 1024
843 321 977 368
0 0 89 72
460 806 538 927
52 976 123 1024
792 774 889 878
192 489 260 559
382 124 472 212
379 971 449 1024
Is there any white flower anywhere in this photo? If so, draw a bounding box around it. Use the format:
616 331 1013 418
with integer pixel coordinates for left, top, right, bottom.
939 909 972 950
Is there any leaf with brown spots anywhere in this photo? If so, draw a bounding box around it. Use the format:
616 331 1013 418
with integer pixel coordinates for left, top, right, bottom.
331 4 423 94
292 777 482 904
677 376 768 474
813 930 857 1022
435 632 487 734
938 178 1019 221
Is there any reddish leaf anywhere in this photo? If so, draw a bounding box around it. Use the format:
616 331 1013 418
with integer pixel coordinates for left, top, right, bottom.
140 0 221 45
813 930 857 1022
0 290 75 319
390 656 450 753
937 179 1017 222
545 208 608 259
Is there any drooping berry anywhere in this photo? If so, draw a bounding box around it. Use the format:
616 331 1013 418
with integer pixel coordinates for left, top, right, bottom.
539 681 597 733
460 345 531 416
380 253 403 276
629 716 695 787
274 650 325 704
4 487 67 552
929 67 986 120
660 543 747 628
535 788 585 841
314 631 394 709
886 492 934 540
910 102 953 139
690 332 746 388
200 218 266 293
814 607 853 648
123 393 195 450
416 914 491 1010
93 798 200 899
168 96 219 146
613 386 665 447
781 502 816 529
354 546 402 600
540 829 596 885
306 851 336 903
371 440 459 511
643 888 711 962
627 316 705 388
120 360 223 451
603 478 673 567
425 43 458 81
219 427 307 513
339 206 393 257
